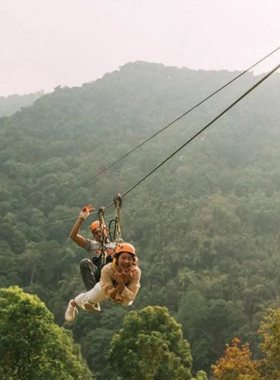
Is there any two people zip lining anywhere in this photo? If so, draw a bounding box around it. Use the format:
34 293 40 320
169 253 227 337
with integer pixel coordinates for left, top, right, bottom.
69 204 115 291
65 201 141 322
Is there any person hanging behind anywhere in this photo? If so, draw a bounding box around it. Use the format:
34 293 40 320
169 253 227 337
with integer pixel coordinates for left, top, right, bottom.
69 204 115 295
65 243 141 322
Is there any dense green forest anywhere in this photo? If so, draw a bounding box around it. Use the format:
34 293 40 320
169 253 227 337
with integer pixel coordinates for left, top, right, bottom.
1 61 280 379
0 91 44 117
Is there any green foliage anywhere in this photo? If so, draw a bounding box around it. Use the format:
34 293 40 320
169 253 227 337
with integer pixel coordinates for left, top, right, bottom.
72 306 129 380
108 306 192 379
0 286 93 380
192 371 208 380
212 308 280 379
0 92 44 117
257 308 280 379
1 63 280 375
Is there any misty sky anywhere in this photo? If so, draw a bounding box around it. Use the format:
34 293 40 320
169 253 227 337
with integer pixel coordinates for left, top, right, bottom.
1 0 280 97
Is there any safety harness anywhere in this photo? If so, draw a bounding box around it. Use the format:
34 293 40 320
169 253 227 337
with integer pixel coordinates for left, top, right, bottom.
111 193 123 243
97 194 123 269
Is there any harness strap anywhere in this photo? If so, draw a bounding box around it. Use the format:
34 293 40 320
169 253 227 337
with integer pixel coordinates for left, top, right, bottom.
113 193 122 242
98 207 107 266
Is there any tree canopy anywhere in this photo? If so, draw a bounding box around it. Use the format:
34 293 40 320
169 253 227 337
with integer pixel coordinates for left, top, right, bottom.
0 286 93 380
1 62 280 376
108 305 204 380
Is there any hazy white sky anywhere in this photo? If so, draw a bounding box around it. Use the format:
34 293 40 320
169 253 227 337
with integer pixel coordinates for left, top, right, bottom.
1 0 280 96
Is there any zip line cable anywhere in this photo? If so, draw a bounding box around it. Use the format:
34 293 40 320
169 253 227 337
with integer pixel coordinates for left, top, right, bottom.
70 46 280 195
40 211 98 227
41 62 280 227
103 63 280 209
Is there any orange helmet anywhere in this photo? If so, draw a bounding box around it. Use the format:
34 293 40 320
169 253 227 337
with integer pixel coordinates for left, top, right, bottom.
114 243 136 257
90 220 100 232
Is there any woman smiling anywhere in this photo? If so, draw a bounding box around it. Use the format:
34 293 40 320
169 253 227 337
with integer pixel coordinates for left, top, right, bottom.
65 243 141 323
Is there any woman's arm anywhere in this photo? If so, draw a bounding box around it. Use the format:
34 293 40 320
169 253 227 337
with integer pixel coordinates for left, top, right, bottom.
109 283 125 301
118 268 141 302
100 265 117 298
100 265 141 303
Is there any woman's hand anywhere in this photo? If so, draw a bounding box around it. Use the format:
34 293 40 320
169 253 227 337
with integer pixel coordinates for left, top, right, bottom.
122 270 135 284
113 271 124 285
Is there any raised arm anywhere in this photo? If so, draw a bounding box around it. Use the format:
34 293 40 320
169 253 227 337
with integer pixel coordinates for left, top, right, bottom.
69 204 95 248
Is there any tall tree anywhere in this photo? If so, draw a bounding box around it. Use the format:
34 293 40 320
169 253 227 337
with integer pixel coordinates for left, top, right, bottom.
212 338 260 380
257 308 280 380
108 305 194 380
0 286 93 380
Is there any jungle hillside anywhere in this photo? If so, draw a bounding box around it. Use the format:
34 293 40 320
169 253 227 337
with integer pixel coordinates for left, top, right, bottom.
1 62 280 379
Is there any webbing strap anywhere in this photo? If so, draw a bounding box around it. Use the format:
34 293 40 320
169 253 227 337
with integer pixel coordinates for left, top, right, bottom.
98 207 107 265
113 193 122 242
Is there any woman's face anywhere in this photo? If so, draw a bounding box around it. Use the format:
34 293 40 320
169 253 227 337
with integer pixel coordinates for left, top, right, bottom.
118 252 134 272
